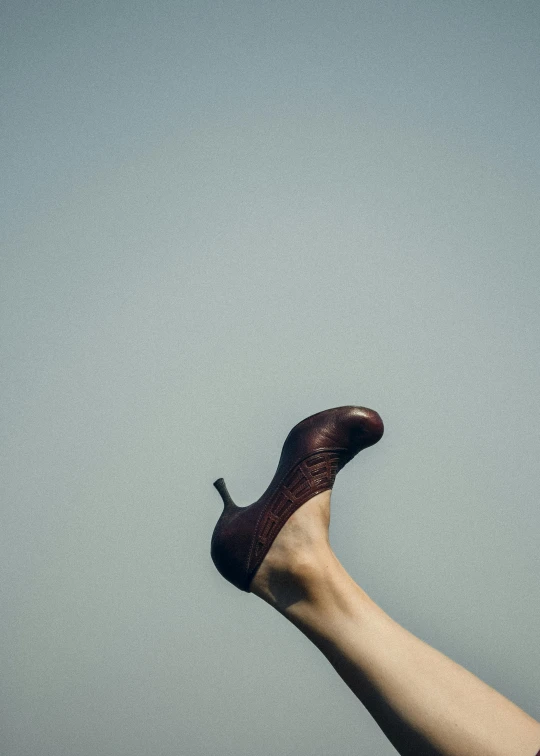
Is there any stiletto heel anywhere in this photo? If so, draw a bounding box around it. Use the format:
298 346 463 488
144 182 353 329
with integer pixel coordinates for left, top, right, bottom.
213 478 237 510
211 405 384 592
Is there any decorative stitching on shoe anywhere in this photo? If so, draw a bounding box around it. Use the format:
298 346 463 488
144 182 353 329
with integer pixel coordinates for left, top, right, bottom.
243 447 347 580
246 449 344 581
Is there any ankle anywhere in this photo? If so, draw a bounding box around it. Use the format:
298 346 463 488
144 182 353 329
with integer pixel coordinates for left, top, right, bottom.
253 547 380 636
251 543 342 611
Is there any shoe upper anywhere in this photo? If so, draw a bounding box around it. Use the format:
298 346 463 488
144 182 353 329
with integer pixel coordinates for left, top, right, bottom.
211 406 383 591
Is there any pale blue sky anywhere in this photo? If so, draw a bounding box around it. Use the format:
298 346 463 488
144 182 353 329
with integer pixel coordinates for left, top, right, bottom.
2 2 539 755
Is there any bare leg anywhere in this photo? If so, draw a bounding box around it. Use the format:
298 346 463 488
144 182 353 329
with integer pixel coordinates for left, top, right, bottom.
251 491 540 756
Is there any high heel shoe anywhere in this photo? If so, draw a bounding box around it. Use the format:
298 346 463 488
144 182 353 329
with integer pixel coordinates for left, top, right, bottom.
211 406 384 592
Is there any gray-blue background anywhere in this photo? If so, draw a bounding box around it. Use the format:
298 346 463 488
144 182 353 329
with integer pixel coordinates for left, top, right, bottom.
2 2 539 754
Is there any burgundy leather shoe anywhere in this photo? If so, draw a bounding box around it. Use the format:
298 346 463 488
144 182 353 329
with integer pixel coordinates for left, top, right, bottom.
211 406 383 592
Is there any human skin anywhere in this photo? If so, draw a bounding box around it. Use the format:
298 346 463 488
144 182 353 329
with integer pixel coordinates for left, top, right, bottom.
250 490 540 756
